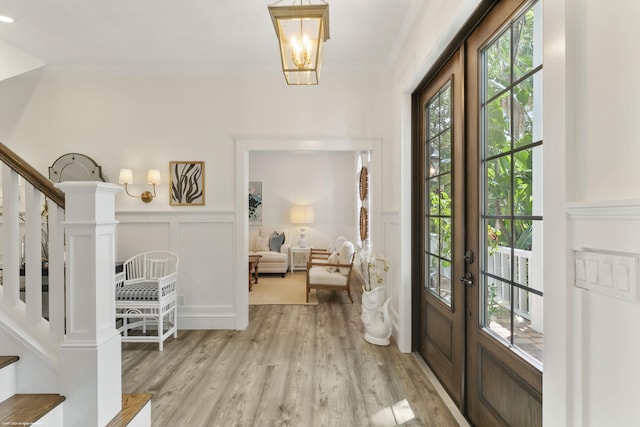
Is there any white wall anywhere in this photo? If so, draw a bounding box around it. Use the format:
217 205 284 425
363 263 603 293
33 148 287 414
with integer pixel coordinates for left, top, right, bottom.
545 1 640 426
249 150 357 248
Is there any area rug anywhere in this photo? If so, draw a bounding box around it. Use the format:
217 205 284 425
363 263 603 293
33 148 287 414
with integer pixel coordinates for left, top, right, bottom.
249 272 319 305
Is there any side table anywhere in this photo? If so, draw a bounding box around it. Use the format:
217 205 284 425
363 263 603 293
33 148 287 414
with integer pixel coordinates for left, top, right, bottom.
248 255 262 291
289 247 310 275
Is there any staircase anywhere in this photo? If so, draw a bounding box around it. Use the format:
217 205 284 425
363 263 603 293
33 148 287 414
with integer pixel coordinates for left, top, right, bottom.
0 356 64 425
0 143 151 426
0 356 152 426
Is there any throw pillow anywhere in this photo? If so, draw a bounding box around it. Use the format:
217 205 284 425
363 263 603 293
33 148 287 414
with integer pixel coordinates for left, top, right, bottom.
333 236 347 253
325 252 339 273
269 231 285 252
338 241 355 275
255 232 270 252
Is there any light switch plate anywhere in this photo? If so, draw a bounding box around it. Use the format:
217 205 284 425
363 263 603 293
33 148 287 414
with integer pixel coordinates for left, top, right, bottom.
574 248 639 303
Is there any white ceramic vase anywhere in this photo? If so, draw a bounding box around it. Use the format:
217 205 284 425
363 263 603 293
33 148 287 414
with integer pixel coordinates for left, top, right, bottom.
361 285 392 346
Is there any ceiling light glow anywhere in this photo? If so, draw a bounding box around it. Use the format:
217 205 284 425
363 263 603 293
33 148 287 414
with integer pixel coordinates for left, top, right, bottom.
0 15 14 23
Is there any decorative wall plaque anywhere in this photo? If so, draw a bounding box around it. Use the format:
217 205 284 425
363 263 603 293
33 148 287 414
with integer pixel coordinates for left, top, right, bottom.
360 206 369 241
359 166 368 201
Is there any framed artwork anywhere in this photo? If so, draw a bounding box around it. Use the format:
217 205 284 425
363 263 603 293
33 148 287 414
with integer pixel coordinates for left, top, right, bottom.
169 161 205 206
249 181 263 224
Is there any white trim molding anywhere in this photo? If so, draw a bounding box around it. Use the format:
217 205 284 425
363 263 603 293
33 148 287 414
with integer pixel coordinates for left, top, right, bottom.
567 199 640 220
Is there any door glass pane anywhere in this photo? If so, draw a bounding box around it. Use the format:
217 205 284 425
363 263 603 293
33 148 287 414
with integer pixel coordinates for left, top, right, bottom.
485 155 512 216
480 1 542 367
513 219 532 252
440 217 452 262
485 30 511 100
485 218 512 282
513 76 536 149
428 142 440 177
426 254 438 291
440 129 452 174
428 99 440 138
429 217 440 252
486 92 511 157
513 6 541 80
513 292 543 364
513 148 533 216
439 258 452 303
424 79 454 308
428 177 439 215
485 277 511 336
441 83 451 129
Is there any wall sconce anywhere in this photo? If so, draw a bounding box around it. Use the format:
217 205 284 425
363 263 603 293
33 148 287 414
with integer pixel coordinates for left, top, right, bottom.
118 169 161 203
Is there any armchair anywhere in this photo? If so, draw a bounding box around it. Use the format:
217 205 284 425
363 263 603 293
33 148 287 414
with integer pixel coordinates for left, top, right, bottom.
308 236 348 264
115 251 179 351
306 241 355 303
309 248 331 262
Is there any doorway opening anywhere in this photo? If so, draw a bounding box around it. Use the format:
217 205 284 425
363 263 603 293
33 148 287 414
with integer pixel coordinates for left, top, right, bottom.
234 137 382 328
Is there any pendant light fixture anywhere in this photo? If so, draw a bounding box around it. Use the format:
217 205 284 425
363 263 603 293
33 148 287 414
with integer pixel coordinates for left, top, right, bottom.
268 1 330 85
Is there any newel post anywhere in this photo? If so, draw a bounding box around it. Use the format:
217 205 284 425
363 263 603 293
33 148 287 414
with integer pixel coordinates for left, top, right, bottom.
55 182 122 427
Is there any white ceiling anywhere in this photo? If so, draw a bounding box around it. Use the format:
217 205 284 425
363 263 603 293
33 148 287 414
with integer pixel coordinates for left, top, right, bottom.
0 0 424 72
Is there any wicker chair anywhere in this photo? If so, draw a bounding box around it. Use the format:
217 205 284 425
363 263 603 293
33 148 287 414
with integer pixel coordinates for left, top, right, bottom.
115 251 179 351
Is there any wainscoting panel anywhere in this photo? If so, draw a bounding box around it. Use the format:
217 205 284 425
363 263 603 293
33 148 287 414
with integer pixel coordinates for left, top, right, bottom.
116 222 170 261
567 199 640 426
177 220 235 329
116 211 236 330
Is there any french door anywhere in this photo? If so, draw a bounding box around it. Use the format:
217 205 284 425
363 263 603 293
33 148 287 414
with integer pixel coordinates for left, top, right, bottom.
465 1 542 425
414 0 543 425
416 47 466 407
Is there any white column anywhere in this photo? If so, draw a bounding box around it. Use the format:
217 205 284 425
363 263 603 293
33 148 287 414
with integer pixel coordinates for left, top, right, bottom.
56 182 122 427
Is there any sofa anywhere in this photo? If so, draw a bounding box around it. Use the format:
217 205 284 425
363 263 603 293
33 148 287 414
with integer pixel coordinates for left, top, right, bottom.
249 230 290 276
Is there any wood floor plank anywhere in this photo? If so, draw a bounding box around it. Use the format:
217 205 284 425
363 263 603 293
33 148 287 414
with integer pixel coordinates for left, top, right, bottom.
121 285 460 426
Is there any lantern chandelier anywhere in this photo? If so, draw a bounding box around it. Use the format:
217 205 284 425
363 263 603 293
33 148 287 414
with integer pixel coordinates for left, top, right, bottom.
268 0 330 85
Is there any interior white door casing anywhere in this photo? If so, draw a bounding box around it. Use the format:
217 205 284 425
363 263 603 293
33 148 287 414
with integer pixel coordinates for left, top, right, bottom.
235 137 382 330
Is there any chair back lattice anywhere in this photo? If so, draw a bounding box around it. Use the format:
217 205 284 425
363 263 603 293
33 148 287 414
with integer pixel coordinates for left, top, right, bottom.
124 251 178 282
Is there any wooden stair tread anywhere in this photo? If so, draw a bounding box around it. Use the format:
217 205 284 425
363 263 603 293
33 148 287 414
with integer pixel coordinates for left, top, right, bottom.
0 356 19 370
0 394 65 423
107 393 152 427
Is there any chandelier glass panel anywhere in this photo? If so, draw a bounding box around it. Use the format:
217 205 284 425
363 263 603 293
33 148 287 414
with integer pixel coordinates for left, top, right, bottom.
268 2 330 85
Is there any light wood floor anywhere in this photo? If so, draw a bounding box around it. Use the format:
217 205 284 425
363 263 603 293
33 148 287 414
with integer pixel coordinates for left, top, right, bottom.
121 285 461 426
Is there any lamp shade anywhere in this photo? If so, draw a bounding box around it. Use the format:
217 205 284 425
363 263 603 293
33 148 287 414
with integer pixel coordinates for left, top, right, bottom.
147 169 161 185
118 169 133 184
290 205 315 224
268 3 329 85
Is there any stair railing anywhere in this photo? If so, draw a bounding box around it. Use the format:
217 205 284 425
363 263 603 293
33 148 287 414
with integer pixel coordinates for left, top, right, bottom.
0 142 66 359
0 143 127 425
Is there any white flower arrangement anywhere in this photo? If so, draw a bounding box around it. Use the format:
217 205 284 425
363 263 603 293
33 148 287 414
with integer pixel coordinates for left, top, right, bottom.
361 250 390 291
